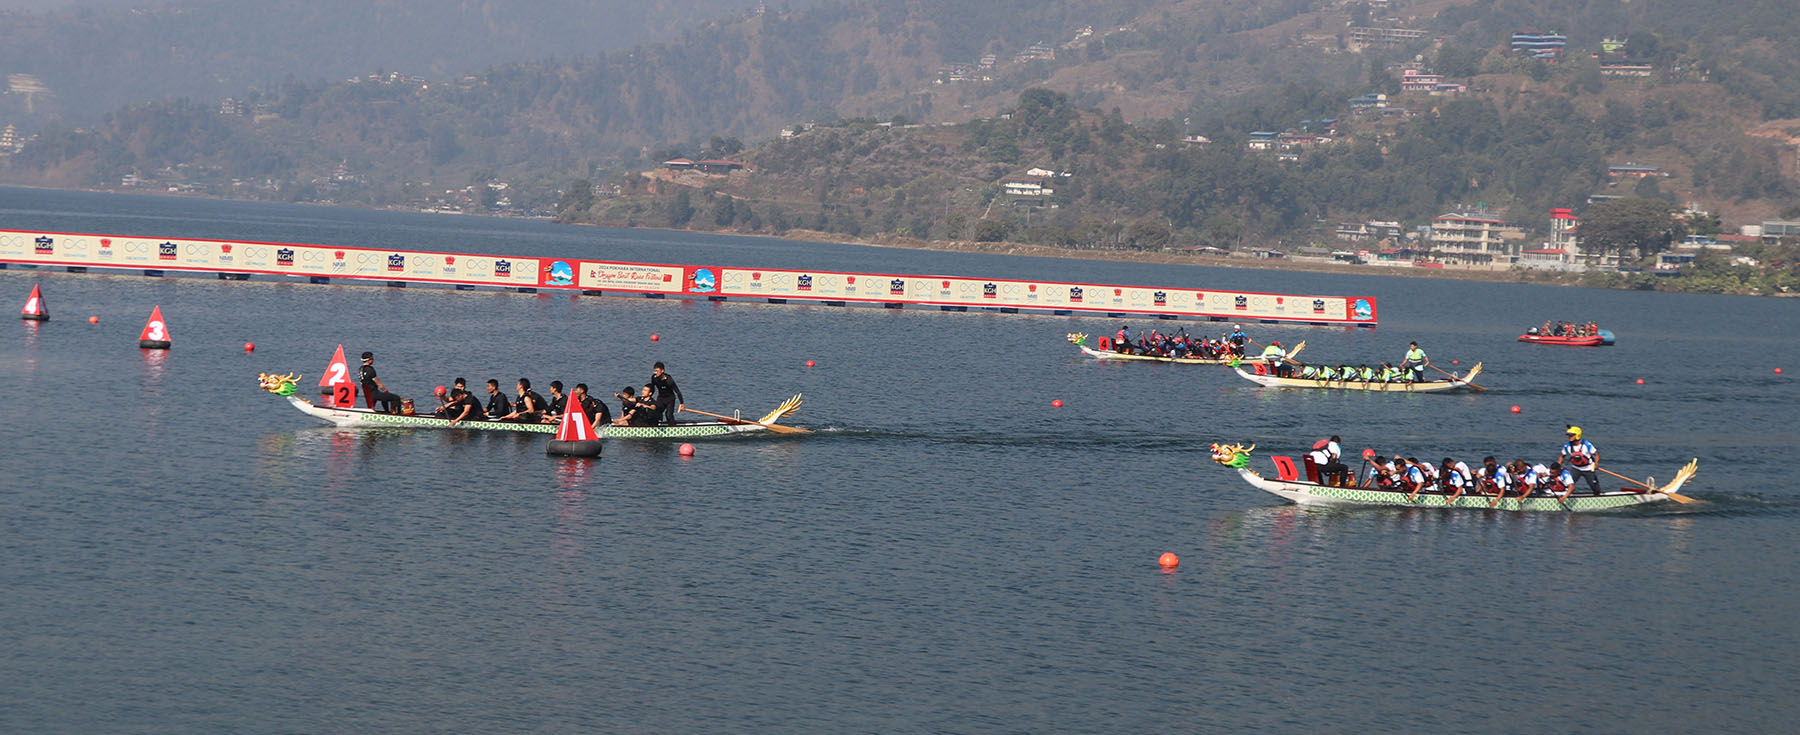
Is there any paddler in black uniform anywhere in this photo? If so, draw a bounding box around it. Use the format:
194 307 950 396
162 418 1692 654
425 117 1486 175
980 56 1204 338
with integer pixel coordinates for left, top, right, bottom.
358 352 404 414
542 381 566 424
502 378 547 423
650 362 684 425
484 379 512 419
444 388 485 427
571 383 612 429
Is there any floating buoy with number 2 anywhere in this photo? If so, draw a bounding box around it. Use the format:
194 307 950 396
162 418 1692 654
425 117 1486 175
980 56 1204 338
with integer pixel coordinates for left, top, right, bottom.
137 306 171 349
20 283 48 321
546 387 603 458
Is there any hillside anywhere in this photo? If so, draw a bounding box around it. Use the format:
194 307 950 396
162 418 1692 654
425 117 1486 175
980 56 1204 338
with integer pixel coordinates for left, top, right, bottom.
0 0 1796 250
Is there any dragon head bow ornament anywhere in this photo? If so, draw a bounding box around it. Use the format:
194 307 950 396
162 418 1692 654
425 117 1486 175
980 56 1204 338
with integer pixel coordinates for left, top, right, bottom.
1066 332 1088 346
257 372 301 396
1210 442 1255 468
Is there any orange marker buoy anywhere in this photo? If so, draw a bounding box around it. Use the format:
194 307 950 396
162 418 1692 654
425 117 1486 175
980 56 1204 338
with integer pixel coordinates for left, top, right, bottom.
650 334 659 342
244 342 256 352
1051 399 1063 408
1158 552 1179 568
1451 359 1459 365
1635 378 1644 384
1778 368 1785 375
20 283 48 321
137 305 171 349
805 360 815 367
1510 405 1521 414
88 316 99 324
679 443 695 457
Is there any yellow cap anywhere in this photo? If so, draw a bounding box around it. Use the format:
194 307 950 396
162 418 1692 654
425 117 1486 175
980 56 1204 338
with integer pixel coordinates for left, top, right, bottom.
1566 426 1582 438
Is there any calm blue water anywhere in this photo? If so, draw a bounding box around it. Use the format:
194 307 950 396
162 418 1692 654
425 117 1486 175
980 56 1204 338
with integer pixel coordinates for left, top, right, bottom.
3 187 1798 733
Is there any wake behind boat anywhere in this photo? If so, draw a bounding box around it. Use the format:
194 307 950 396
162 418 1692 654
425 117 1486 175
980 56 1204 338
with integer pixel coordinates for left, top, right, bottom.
1209 442 1696 512
1232 362 1482 392
259 372 805 439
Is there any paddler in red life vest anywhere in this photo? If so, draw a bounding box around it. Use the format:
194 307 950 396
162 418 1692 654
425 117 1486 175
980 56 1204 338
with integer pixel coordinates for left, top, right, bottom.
1115 325 1132 354
1560 426 1603 493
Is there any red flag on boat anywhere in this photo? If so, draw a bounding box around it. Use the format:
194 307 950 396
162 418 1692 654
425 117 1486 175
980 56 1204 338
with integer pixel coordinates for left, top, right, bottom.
137 305 171 349
556 392 596 442
319 344 357 407
20 283 48 321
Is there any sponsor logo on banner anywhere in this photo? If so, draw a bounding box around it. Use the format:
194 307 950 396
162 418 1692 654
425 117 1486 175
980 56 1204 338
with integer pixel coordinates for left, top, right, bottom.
543 260 574 286
1154 291 1166 306
276 248 295 266
1026 284 1039 301
1313 299 1326 314
34 236 53 254
939 280 951 297
494 259 512 277
217 244 232 264
797 274 812 292
158 241 178 261
983 282 997 299
1353 298 1374 320
387 254 406 272
845 275 856 294
99 238 114 259
686 267 716 293
1069 287 1083 303
442 255 457 276
890 278 905 296
1234 295 1248 310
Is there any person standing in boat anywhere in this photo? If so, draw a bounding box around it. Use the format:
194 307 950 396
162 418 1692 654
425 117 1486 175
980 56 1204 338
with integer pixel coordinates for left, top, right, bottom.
1115 324 1133 355
483 379 513 420
1260 341 1292 377
1228 325 1248 356
649 362 685 425
1399 342 1429 383
1560 426 1603 494
358 352 404 414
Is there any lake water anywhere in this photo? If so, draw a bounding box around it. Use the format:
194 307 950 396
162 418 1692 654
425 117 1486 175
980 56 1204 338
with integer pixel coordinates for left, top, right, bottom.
3 187 1798 732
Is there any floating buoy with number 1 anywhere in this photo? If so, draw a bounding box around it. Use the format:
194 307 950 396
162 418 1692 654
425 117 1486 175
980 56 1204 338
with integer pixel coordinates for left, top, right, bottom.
20 283 48 321
546 386 603 458
137 306 171 349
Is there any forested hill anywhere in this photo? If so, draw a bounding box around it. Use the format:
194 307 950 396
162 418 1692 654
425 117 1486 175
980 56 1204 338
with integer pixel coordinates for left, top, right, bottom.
1 0 1797 248
0 0 796 123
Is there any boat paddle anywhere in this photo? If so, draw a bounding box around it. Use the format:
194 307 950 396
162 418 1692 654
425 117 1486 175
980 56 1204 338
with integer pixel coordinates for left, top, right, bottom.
679 406 811 434
1597 466 1698 504
1430 363 1487 391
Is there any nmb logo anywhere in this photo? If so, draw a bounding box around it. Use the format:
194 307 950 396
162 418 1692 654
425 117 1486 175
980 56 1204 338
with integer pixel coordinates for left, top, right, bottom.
797 274 813 291
276 248 295 266
158 241 178 261
33 236 53 254
494 259 512 277
387 254 406 272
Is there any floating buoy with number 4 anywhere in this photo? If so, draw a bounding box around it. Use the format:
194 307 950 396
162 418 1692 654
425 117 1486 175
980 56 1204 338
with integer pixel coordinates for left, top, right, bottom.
20 283 48 321
546 387 603 458
137 305 171 349
317 344 358 408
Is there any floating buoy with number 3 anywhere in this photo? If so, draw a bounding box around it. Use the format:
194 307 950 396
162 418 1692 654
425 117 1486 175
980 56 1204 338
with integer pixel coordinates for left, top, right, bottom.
317 344 359 408
137 305 171 349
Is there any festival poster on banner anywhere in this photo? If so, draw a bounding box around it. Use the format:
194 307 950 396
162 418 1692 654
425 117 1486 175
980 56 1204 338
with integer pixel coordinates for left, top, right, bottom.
577 261 684 292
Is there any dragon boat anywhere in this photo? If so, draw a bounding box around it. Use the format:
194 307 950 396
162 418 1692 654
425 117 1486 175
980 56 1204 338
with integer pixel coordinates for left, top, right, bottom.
256 372 804 439
1518 330 1614 346
1066 333 1303 365
1208 442 1698 512
1231 362 1482 392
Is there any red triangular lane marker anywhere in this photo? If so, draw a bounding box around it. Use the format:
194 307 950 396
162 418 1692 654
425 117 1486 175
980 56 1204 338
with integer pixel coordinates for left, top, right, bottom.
556 392 594 442
319 344 352 387
21 283 48 319
137 305 170 343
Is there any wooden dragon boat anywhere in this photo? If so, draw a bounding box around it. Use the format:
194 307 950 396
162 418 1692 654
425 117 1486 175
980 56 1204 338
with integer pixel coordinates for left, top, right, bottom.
1208 442 1697 512
1066 333 1303 365
1231 362 1482 392
1518 330 1614 346
257 372 803 439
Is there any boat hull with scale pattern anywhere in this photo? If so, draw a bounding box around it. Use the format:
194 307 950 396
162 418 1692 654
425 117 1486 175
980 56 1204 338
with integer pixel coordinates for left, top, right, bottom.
1228 465 1690 512
1231 362 1482 392
284 396 770 439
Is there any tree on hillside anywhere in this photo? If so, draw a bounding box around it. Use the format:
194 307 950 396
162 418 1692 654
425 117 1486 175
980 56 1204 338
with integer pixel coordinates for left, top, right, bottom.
555 179 595 223
1579 198 1685 260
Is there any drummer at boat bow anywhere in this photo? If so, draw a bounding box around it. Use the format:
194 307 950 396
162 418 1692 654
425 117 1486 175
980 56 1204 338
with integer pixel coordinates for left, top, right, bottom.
1561 426 1602 493
359 352 404 414
1308 436 1348 485
650 362 684 425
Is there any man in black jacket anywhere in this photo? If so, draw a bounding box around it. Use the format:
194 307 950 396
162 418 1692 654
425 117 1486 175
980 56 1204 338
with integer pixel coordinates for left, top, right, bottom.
650 362 684 425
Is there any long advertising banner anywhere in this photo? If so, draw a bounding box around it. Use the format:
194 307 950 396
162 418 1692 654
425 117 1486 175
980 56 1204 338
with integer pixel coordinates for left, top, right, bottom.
0 229 1377 325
